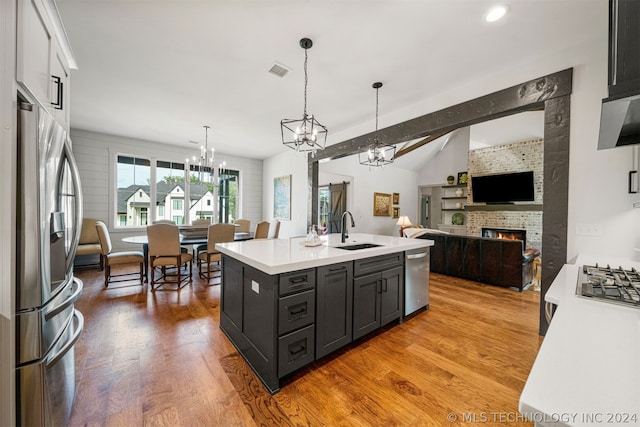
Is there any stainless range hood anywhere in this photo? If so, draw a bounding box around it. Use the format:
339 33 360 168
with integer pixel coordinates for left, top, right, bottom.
597 0 640 150
597 93 640 149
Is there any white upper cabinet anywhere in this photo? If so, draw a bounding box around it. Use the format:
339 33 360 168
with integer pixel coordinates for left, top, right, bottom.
16 0 76 130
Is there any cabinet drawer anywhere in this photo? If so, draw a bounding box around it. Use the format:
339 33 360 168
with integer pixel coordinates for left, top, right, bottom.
354 253 403 277
278 290 315 335
278 324 315 377
279 269 315 296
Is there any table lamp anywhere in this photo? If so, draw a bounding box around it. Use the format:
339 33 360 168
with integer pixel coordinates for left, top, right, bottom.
396 215 412 237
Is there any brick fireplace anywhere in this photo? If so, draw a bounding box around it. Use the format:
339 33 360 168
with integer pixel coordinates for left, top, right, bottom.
482 227 526 247
466 138 543 253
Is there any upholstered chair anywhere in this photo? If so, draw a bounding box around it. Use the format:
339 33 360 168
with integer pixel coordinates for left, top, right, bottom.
269 220 281 239
147 223 193 291
95 221 144 287
233 219 250 233
254 221 270 239
198 223 235 283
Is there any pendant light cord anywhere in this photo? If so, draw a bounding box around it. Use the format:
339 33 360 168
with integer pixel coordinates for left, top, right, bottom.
375 86 379 143
303 48 308 118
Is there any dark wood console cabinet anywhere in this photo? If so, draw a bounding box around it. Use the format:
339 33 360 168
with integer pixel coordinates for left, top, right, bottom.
219 252 405 394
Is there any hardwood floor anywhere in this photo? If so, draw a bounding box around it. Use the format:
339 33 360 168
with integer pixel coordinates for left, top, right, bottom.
70 264 540 427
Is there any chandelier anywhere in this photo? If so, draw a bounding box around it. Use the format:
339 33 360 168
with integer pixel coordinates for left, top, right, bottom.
359 82 395 168
281 38 327 157
186 125 215 184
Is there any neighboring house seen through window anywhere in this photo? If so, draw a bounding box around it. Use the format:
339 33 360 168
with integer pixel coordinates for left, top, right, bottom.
115 155 240 226
116 155 151 227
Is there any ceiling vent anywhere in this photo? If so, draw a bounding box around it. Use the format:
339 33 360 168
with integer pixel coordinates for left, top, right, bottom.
269 62 291 78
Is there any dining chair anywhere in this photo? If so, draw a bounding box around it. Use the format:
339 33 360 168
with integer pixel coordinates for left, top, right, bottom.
254 221 270 239
198 223 236 283
191 218 211 257
152 219 176 225
147 223 193 291
233 219 251 233
269 220 281 239
95 221 144 288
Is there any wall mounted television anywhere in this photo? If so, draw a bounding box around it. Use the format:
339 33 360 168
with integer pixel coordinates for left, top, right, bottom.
471 171 535 203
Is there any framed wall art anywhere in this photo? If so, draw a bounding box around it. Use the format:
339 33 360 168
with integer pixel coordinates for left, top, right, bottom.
457 171 468 185
274 175 291 220
373 192 392 216
392 207 399 218
392 192 399 204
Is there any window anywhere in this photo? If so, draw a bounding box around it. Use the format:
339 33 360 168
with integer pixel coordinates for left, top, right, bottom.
219 169 239 223
189 165 214 221
116 155 151 227
156 160 185 222
172 215 183 225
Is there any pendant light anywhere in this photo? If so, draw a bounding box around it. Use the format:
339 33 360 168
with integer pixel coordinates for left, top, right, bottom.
281 38 327 157
359 82 395 168
185 125 216 184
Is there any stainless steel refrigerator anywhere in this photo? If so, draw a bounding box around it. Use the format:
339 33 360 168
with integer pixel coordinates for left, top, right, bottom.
16 100 84 426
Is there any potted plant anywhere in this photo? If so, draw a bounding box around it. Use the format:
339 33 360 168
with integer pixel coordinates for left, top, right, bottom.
447 175 455 185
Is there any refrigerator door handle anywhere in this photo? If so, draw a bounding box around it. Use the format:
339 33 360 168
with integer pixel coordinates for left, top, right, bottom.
46 310 83 368
62 139 84 275
44 277 83 322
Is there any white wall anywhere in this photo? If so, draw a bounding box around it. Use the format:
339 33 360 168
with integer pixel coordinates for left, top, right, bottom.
416 127 470 186
320 156 418 236
71 129 263 251
262 150 309 238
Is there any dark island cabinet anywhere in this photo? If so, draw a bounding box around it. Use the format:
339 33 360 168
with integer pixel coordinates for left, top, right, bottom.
316 262 353 358
220 252 405 394
353 254 404 340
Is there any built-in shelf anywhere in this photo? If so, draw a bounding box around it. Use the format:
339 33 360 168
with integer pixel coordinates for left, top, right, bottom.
442 196 466 200
465 204 543 212
442 208 466 211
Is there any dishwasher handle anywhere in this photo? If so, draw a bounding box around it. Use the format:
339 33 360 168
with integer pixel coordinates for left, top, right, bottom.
406 252 427 260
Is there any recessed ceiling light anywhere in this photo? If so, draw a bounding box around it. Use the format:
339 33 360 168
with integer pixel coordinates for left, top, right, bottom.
486 5 507 22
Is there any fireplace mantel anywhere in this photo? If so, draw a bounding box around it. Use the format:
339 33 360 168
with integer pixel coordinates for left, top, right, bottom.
465 204 543 212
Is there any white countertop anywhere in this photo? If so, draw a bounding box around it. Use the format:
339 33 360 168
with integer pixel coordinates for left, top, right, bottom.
519 255 640 426
216 233 433 275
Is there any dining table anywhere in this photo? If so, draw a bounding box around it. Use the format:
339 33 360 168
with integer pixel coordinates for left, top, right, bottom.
122 230 253 282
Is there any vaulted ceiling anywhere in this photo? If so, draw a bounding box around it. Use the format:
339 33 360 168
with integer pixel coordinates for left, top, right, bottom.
56 0 604 164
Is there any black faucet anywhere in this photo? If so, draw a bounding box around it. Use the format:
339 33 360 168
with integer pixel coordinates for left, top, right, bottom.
340 211 355 243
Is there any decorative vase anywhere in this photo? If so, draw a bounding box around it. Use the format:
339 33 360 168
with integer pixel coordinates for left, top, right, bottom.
455 188 463 197
447 176 455 185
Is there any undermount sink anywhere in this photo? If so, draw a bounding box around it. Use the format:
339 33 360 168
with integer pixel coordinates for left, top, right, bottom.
334 243 382 251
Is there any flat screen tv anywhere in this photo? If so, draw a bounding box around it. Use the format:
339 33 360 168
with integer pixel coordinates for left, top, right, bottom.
471 171 535 203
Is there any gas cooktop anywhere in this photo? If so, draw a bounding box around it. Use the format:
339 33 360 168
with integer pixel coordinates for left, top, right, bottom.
577 264 640 308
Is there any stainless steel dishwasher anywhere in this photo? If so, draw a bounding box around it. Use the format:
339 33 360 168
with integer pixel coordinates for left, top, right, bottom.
404 247 430 316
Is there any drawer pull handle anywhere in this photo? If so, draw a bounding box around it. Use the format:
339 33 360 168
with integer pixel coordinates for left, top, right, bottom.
289 277 307 285
289 345 305 355
289 307 305 315
329 266 346 271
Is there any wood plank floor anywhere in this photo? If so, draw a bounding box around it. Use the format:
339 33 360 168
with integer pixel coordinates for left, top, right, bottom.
70 263 541 427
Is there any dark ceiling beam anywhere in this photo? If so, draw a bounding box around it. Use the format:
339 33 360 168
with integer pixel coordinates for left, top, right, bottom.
310 68 572 162
393 130 452 159
309 67 574 337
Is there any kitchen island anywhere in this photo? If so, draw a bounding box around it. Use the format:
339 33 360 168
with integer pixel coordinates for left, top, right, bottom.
216 233 433 393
